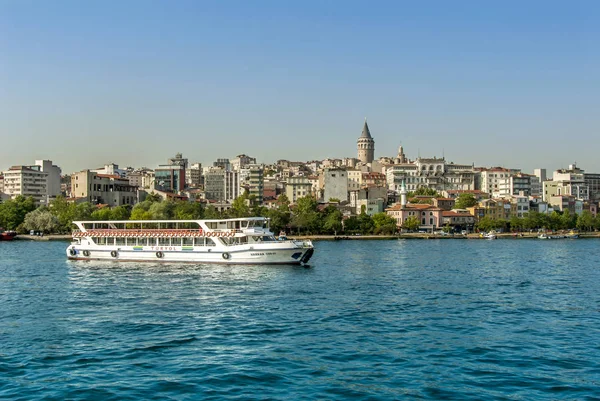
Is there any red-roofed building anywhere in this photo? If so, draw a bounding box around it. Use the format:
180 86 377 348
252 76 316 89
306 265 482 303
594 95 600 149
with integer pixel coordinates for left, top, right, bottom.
441 210 475 230
386 203 443 232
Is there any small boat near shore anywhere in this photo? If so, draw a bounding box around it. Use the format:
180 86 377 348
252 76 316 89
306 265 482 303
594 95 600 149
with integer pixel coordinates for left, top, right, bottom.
0 228 17 241
480 231 497 240
66 217 314 265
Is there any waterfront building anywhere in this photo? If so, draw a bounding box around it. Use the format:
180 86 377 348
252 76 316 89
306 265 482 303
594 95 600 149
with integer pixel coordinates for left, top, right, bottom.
34 160 62 199
2 160 62 205
432 197 455 211
155 164 185 193
71 170 137 206
2 166 48 205
213 158 231 171
510 194 530 218
548 195 578 214
127 168 154 189
386 158 475 193
341 158 359 168
154 153 189 193
231 154 257 171
203 168 239 202
168 153 188 169
386 163 419 192
92 163 128 178
441 210 475 231
305 161 321 173
239 164 264 203
347 169 363 191
357 198 385 216
584 172 600 201
533 168 547 183
323 168 348 202
386 202 443 232
322 158 343 169
496 173 540 197
284 176 312 204
470 198 512 221
357 119 375 164
478 167 518 194
186 163 202 188
385 180 442 232
362 172 386 187
350 186 387 214
543 164 589 203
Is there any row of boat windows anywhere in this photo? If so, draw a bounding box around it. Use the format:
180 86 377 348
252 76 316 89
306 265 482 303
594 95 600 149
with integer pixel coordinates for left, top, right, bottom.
90 237 218 246
88 236 274 246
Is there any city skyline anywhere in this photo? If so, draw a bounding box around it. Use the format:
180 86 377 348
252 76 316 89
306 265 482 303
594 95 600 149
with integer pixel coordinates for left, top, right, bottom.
1 1 598 173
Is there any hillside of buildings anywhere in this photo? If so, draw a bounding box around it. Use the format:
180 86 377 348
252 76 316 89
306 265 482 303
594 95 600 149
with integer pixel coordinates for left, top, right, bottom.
2 121 600 235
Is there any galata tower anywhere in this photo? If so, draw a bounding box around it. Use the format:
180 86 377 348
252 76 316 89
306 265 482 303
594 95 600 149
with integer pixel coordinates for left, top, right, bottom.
357 119 375 163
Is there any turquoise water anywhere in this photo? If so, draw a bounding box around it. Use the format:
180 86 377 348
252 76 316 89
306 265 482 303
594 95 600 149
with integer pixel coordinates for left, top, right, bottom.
1 239 599 400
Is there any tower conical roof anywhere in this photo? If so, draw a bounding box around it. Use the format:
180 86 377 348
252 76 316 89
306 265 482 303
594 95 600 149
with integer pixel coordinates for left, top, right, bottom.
360 119 372 139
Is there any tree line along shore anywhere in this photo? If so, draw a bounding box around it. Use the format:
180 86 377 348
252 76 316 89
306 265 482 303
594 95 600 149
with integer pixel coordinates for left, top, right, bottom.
2 193 600 238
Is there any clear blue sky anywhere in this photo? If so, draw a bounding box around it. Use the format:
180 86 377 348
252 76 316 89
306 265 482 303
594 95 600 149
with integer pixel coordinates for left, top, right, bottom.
1 0 598 174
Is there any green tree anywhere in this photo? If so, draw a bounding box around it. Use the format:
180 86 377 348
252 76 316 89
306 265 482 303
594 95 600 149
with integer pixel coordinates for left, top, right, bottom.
476 216 497 232
276 194 291 212
407 187 440 198
149 201 174 219
231 194 251 218
0 196 36 231
111 205 131 220
203 205 221 219
372 212 397 234
454 194 478 209
576 211 595 232
145 193 163 203
548 211 562 230
509 216 524 232
265 208 290 234
23 207 59 233
358 212 374 234
173 201 204 220
130 201 153 220
321 206 343 234
402 216 420 232
291 196 321 234
560 210 577 229
343 216 360 233
91 207 113 221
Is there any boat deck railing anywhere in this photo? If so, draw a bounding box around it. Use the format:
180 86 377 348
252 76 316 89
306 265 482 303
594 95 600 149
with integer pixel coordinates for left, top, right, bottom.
72 228 270 238
73 229 206 238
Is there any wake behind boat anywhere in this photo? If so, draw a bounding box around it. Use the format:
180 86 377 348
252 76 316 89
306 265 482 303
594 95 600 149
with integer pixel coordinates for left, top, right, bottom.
66 217 314 265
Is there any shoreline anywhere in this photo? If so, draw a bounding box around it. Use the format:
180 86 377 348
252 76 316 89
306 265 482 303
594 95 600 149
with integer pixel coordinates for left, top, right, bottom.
12 232 600 242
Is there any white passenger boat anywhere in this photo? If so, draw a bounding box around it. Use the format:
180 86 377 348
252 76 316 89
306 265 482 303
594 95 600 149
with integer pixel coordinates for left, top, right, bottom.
66 217 314 265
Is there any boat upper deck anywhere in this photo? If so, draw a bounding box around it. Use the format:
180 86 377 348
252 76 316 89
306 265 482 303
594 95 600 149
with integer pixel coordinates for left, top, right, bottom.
72 217 272 237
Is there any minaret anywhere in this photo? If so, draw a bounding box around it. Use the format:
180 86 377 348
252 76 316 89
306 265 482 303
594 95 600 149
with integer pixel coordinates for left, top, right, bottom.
357 118 375 164
400 179 407 207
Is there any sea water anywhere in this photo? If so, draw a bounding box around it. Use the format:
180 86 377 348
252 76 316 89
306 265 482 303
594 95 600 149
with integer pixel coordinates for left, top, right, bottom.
1 239 599 400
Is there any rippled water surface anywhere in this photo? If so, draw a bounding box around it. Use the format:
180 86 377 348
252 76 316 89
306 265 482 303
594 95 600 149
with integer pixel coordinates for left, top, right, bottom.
1 239 600 400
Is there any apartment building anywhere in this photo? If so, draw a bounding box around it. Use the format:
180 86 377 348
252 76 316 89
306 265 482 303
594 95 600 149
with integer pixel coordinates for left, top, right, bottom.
2 166 48 205
71 170 137 206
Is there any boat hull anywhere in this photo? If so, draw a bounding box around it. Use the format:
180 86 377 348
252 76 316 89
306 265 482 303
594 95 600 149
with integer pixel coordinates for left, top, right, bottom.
0 233 17 241
66 245 314 265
